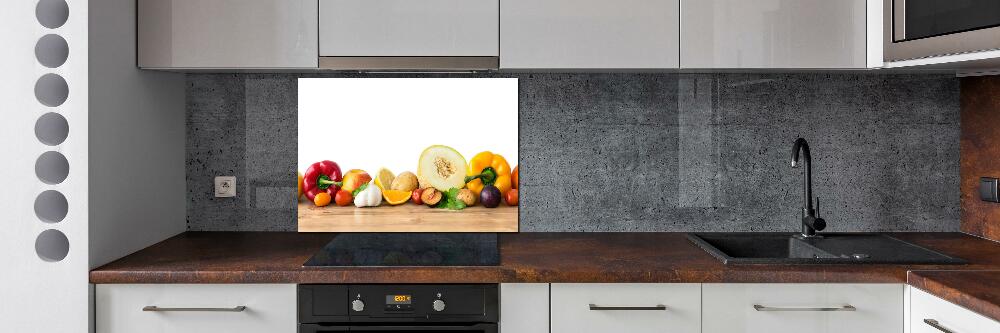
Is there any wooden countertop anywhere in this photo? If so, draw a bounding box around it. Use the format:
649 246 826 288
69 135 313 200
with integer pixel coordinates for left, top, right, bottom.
89 232 1000 320
91 232 1000 285
908 270 1000 322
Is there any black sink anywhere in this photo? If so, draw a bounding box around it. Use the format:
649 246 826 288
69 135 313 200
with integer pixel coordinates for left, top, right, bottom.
687 233 966 265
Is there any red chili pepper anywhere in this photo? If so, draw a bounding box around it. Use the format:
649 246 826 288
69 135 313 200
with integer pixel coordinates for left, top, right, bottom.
302 160 343 201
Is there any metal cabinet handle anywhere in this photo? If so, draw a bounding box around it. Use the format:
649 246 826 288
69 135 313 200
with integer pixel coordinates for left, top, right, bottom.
142 306 247 312
589 304 667 311
753 304 856 312
923 319 955 333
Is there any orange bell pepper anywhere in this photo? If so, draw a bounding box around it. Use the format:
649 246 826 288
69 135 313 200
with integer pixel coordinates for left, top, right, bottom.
465 151 512 198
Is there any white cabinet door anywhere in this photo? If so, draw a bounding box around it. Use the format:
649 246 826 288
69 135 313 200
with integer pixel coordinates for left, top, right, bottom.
500 283 549 333
319 0 499 56
680 0 868 68
96 284 297 333
501 0 680 69
137 0 318 68
910 287 1000 333
551 283 701 333
702 283 903 333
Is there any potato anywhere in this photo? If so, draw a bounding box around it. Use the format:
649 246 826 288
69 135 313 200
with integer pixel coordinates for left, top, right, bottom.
391 171 419 191
457 189 476 206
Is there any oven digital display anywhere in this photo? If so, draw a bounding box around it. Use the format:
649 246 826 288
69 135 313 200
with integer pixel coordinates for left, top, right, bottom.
386 295 412 305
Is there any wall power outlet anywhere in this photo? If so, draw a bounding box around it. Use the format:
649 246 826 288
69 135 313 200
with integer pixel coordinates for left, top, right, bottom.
215 176 236 198
980 177 999 203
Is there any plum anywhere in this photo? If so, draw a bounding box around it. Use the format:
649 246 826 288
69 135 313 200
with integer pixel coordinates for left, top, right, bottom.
480 185 501 208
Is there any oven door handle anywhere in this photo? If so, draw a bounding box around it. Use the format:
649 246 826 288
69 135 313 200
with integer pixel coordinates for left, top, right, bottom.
347 323 497 331
299 323 498 332
299 325 349 333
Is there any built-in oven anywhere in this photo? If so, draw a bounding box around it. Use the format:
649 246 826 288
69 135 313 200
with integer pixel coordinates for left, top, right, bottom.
885 0 1000 61
298 284 498 333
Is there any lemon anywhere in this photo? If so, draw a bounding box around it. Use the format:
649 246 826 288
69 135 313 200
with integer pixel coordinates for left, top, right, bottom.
382 189 412 205
374 167 395 191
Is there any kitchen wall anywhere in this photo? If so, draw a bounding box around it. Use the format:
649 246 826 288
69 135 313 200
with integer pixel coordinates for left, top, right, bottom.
960 76 1000 242
186 73 960 232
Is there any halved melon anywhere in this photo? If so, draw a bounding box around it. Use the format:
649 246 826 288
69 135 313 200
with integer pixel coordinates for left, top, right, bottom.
417 145 468 191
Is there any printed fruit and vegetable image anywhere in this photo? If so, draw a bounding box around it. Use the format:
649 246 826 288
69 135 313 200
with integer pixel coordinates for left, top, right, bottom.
297 145 519 232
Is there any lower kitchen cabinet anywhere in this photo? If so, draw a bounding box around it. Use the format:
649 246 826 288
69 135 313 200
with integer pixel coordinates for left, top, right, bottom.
702 283 904 333
96 284 297 333
550 283 701 333
94 282 999 333
500 283 549 333
909 286 1000 333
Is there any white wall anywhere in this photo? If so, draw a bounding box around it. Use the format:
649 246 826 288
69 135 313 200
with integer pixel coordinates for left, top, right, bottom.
0 0 90 331
1 0 185 331
88 0 186 269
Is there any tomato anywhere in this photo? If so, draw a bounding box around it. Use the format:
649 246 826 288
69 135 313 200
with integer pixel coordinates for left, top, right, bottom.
504 188 518 206
511 166 519 189
313 192 332 207
411 188 424 205
334 190 353 206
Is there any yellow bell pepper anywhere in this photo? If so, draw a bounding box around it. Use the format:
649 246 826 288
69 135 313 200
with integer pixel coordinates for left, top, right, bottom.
466 151 512 198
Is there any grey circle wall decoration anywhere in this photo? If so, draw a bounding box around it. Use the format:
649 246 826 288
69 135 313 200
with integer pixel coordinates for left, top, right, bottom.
34 73 69 107
34 190 68 223
36 0 70 29
35 229 70 262
35 112 69 145
35 34 69 68
35 151 69 184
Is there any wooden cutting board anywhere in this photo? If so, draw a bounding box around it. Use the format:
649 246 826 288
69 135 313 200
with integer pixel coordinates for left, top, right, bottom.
297 202 518 232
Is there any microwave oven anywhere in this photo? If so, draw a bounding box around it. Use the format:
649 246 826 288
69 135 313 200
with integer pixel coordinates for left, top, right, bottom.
884 0 1000 62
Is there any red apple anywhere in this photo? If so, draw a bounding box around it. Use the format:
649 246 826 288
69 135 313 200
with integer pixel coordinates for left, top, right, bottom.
341 169 372 193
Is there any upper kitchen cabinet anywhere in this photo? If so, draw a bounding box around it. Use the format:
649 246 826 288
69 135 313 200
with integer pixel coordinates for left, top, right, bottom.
138 0 318 69
500 0 680 69
681 0 875 69
318 0 500 70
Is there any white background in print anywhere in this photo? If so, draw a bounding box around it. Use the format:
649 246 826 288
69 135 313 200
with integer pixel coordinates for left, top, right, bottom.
298 78 519 175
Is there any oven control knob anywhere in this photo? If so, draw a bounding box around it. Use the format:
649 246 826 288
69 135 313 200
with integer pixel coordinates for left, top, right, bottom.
351 299 365 312
432 299 446 312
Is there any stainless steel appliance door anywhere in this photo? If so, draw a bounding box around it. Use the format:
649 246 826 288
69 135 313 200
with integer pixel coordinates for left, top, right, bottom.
885 0 1000 61
895 0 1000 41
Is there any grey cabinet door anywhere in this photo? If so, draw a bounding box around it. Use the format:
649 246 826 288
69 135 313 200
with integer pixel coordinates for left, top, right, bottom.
680 0 867 69
138 0 318 69
319 0 500 56
500 0 680 69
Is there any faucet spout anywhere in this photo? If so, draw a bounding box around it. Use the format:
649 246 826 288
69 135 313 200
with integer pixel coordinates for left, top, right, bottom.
791 138 825 237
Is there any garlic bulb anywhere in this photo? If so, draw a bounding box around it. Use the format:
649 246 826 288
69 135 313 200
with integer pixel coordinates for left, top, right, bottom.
353 181 382 207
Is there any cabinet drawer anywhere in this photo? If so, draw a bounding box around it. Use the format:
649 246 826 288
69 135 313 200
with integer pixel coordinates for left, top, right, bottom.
319 0 499 57
910 287 1000 333
96 284 296 333
703 283 903 333
551 283 701 333
500 0 679 69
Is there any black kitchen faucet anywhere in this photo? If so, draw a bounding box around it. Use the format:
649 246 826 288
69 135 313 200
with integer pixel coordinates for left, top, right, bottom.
791 138 826 238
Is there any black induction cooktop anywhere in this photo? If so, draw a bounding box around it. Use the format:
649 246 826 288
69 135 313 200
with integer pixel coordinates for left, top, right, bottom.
303 233 500 267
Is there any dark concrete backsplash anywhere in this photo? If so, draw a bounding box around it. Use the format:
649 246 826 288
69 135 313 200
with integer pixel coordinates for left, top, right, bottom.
186 73 960 232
